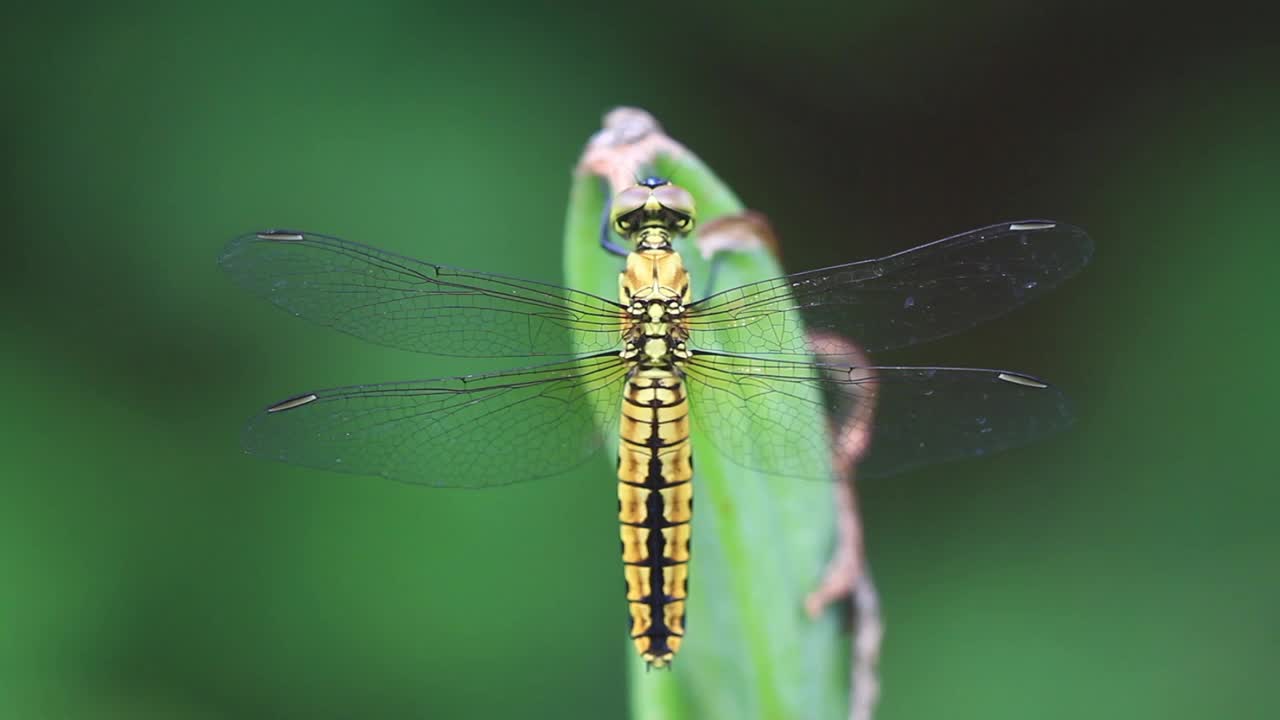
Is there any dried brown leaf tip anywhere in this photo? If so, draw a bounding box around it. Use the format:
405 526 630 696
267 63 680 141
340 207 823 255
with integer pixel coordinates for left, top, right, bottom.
694 209 782 261
804 330 883 720
577 106 693 195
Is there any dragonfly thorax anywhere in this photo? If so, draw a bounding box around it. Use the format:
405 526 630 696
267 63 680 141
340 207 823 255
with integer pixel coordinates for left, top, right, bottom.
620 333 690 366
621 297 690 365
627 296 685 321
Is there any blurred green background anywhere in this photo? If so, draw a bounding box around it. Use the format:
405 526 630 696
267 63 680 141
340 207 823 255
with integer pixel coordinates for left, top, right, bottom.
3 3 1276 718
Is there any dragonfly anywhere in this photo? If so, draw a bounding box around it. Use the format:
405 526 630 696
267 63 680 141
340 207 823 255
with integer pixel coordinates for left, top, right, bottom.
220 177 1092 668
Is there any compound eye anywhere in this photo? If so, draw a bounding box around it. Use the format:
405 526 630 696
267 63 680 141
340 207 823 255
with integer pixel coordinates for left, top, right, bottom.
610 185 652 231
653 184 696 218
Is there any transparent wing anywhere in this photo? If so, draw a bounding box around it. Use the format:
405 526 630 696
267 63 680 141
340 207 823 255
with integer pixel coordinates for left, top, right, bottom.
687 220 1092 360
685 352 1072 481
240 353 626 487
220 230 626 357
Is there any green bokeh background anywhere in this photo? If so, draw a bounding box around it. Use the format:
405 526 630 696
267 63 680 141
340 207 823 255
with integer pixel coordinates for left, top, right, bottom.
3 3 1276 719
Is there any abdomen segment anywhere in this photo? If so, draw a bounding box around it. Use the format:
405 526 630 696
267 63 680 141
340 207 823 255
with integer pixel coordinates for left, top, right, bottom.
618 369 693 668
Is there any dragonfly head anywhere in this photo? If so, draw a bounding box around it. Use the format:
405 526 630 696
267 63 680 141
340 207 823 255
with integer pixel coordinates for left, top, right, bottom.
610 179 697 246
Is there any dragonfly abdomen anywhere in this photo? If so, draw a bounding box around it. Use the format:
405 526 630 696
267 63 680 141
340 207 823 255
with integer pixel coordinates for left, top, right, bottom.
618 368 692 668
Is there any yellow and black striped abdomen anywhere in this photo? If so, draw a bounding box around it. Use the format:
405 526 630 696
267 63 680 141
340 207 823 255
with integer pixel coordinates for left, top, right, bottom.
618 368 693 668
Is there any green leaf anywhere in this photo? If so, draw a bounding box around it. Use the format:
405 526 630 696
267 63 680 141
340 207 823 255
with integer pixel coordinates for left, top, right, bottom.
563 123 848 719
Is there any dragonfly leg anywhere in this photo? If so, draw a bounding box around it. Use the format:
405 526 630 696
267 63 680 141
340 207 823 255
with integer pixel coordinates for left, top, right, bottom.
598 178 630 257
699 254 725 298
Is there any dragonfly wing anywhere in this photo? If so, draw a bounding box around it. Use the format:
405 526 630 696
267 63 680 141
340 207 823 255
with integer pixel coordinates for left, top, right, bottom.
686 220 1092 359
220 231 626 357
241 353 626 487
684 352 1072 481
